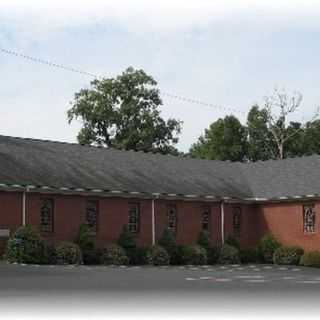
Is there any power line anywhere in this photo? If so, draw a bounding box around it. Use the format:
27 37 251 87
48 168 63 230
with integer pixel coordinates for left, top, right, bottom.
0 47 246 115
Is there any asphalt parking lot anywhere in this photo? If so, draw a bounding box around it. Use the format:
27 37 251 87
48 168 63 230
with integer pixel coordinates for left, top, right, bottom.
1 262 320 293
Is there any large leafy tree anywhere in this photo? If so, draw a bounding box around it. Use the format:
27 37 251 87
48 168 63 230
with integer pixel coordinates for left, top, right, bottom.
68 67 182 154
247 105 277 161
189 115 248 161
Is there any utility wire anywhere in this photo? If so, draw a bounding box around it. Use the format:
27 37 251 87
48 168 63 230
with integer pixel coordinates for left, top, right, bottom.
0 47 246 115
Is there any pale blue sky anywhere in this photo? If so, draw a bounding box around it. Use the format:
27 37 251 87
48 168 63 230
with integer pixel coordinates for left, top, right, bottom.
1 1 320 151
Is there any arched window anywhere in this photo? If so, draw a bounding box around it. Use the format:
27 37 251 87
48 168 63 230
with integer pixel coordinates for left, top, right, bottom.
233 207 241 237
40 199 54 232
303 205 316 233
167 205 177 233
86 200 99 233
201 207 210 232
128 203 140 233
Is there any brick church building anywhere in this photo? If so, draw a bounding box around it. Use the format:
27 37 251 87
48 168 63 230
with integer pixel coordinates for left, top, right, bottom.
0 135 319 254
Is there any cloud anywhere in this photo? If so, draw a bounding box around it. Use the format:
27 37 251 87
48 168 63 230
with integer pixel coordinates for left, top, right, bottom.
2 0 320 34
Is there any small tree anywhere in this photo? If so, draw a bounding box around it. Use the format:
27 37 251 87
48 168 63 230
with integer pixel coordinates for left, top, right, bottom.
158 227 177 256
197 230 210 250
76 224 94 251
117 225 136 252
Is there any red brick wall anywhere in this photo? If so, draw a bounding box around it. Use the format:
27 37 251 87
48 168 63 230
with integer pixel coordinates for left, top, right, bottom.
154 200 222 246
1 190 319 253
224 203 260 248
256 201 320 252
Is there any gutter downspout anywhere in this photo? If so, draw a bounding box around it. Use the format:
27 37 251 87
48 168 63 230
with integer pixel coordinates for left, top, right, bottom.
151 198 156 245
220 200 225 245
22 187 29 226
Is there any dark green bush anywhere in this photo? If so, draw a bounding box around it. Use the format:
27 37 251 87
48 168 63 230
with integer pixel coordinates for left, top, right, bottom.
169 245 184 265
197 230 210 250
240 247 259 264
82 248 101 265
158 228 177 256
55 242 82 265
75 224 98 265
257 234 281 263
117 225 136 252
207 246 220 265
100 244 129 265
273 246 304 265
148 245 170 266
5 225 47 264
300 251 320 268
127 247 150 265
180 245 207 265
225 236 240 250
218 244 240 264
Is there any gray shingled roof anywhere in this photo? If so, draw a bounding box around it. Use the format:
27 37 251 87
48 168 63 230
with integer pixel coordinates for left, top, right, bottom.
0 135 319 200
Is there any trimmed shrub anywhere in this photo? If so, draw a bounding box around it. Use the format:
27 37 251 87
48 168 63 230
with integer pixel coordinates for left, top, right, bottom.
101 244 129 266
225 236 240 250
207 246 220 265
55 242 82 265
273 246 304 265
300 251 320 268
180 245 207 265
169 245 185 265
128 247 150 265
257 233 281 263
218 244 240 264
158 228 177 256
197 230 210 250
75 224 97 265
5 225 47 264
240 247 259 264
148 245 170 266
117 225 136 252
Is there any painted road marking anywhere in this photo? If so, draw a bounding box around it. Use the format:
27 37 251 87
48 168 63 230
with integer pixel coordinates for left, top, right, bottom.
292 268 301 272
199 277 212 280
253 268 261 271
297 280 320 284
245 279 268 283
283 276 295 280
279 267 288 270
185 277 197 281
235 275 264 279
215 278 232 282
263 266 273 269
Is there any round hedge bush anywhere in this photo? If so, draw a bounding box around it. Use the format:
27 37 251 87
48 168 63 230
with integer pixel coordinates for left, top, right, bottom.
240 248 259 264
207 246 220 265
257 233 281 263
5 225 47 264
148 245 170 266
218 244 240 264
180 245 207 265
100 244 129 266
55 242 82 265
273 246 304 265
300 251 320 268
127 247 150 265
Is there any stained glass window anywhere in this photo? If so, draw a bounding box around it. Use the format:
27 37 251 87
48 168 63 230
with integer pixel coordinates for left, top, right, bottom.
233 207 241 237
40 199 54 232
86 200 98 232
167 205 177 232
202 207 210 231
304 205 316 233
128 203 140 233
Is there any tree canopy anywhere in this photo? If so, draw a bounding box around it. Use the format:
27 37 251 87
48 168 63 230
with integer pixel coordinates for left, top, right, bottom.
190 89 320 162
68 67 182 154
189 115 248 161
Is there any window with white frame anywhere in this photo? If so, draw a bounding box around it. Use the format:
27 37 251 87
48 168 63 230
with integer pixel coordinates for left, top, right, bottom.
201 207 210 231
167 205 177 233
233 207 241 237
128 203 140 233
40 199 54 232
303 205 316 233
86 200 99 232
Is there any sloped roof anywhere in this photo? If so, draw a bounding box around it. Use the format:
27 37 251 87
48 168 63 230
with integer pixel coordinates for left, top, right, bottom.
0 135 319 201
